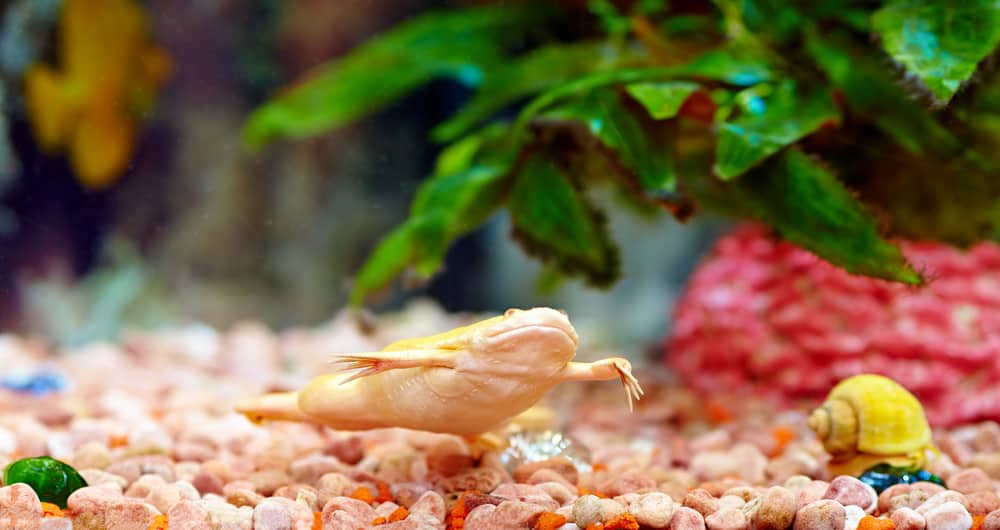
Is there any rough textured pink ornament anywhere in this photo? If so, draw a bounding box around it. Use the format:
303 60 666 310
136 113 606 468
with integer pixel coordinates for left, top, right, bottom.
667 224 1000 426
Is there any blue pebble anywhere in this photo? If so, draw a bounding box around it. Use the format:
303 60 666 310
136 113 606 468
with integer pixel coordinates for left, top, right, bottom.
1 370 68 395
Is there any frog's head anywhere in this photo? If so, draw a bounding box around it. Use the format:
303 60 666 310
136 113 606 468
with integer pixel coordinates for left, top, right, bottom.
468 307 579 368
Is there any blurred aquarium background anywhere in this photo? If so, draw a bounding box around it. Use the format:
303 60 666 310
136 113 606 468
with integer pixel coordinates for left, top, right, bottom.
0 0 727 351
4 0 1000 363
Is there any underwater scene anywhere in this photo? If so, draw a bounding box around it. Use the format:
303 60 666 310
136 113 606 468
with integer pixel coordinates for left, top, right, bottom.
3 1 1000 529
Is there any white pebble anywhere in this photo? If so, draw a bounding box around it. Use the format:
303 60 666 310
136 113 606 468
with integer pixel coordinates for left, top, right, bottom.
843 504 866 530
573 495 604 528
0 427 16 455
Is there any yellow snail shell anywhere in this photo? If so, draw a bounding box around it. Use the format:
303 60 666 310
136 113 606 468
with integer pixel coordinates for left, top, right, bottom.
808 374 934 475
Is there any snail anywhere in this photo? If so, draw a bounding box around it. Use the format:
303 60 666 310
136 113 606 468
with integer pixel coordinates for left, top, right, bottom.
808 374 939 479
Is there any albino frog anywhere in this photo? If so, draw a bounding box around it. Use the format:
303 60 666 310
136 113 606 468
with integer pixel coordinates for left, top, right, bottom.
235 307 642 436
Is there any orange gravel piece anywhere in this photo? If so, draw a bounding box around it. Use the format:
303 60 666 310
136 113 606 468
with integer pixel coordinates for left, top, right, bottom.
577 486 606 498
148 514 168 530
446 491 471 530
706 399 734 424
389 506 409 522
857 515 895 530
350 486 374 505
973 514 987 530
534 512 567 530
375 480 393 503
109 434 130 448
40 502 64 517
312 511 322 530
372 516 387 525
770 425 796 456
604 513 640 530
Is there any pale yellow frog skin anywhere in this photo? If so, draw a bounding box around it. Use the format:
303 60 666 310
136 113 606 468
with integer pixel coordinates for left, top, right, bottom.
235 307 642 436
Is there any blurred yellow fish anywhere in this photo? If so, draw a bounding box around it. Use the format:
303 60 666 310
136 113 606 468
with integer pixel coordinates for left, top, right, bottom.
24 0 171 189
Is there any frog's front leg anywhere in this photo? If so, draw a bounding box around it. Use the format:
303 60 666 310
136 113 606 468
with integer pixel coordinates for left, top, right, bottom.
556 357 644 410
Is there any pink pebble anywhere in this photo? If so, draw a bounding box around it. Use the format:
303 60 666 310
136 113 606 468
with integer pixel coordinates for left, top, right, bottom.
793 499 845 530
167 500 212 530
966 491 1000 516
409 490 446 522
890 507 926 530
253 498 293 530
323 509 368 530
191 471 224 496
40 518 71 530
917 491 970 515
983 509 1000 530
823 475 877 513
290 455 345 484
797 480 829 509
535 481 576 506
321 496 376 526
704 507 747 530
684 489 720 517
464 504 498 528
753 486 796 530
909 482 946 497
105 455 175 486
879 484 912 513
0 483 42 530
922 501 973 530
948 468 994 494
492 500 547 527
104 500 161 530
670 506 707 530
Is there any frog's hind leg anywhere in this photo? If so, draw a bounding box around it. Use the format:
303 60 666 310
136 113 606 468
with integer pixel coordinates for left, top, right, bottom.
329 349 457 383
234 391 313 424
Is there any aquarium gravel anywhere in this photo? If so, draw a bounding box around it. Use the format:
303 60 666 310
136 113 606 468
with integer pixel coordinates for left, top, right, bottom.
1 302 1000 529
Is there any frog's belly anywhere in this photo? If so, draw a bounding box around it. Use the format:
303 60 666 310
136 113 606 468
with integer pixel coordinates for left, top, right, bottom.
366 369 555 435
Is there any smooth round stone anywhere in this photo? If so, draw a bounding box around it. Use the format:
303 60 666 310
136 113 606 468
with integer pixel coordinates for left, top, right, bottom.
793 500 845 530
752 486 796 530
922 501 972 530
823 476 877 513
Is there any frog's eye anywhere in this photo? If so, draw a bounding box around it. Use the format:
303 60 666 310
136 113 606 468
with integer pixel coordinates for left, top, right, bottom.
504 309 520 317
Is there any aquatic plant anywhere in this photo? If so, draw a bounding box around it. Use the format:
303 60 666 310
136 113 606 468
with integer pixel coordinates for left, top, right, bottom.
243 1 1000 305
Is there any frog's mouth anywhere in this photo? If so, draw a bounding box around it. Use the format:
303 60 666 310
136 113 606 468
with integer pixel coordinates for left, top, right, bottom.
487 324 579 347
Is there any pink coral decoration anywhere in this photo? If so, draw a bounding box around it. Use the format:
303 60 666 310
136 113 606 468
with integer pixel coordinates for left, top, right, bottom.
666 224 1000 427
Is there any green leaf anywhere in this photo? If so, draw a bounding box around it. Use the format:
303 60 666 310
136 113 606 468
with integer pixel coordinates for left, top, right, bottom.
349 129 516 306
588 0 632 36
511 49 776 140
409 165 511 274
546 89 675 194
509 153 619 286
806 31 960 155
872 0 1000 104
714 81 839 179
673 46 777 86
243 6 538 148
685 148 921 284
432 42 615 143
625 81 701 119
348 224 415 307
